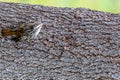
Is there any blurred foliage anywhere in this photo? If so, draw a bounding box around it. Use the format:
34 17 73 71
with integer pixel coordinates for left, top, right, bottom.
0 0 120 13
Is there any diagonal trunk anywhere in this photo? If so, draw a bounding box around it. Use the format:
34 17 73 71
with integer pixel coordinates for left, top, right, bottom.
0 2 120 80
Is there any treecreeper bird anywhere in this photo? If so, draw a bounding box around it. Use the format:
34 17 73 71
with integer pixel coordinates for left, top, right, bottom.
1 22 43 42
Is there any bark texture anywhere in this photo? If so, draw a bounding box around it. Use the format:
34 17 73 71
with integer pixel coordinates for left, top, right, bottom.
0 2 120 80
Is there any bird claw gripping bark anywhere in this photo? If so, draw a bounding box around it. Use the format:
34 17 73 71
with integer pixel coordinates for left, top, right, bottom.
1 21 43 42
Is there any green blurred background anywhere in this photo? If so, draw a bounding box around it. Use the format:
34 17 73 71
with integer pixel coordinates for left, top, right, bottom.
0 0 120 13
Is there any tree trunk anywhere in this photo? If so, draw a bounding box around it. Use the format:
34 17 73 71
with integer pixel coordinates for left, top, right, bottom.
0 2 120 80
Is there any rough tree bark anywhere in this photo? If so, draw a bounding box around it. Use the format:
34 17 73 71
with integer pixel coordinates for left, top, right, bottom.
0 2 120 80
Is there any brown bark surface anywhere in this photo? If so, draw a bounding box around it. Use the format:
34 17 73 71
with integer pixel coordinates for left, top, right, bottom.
0 2 120 80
